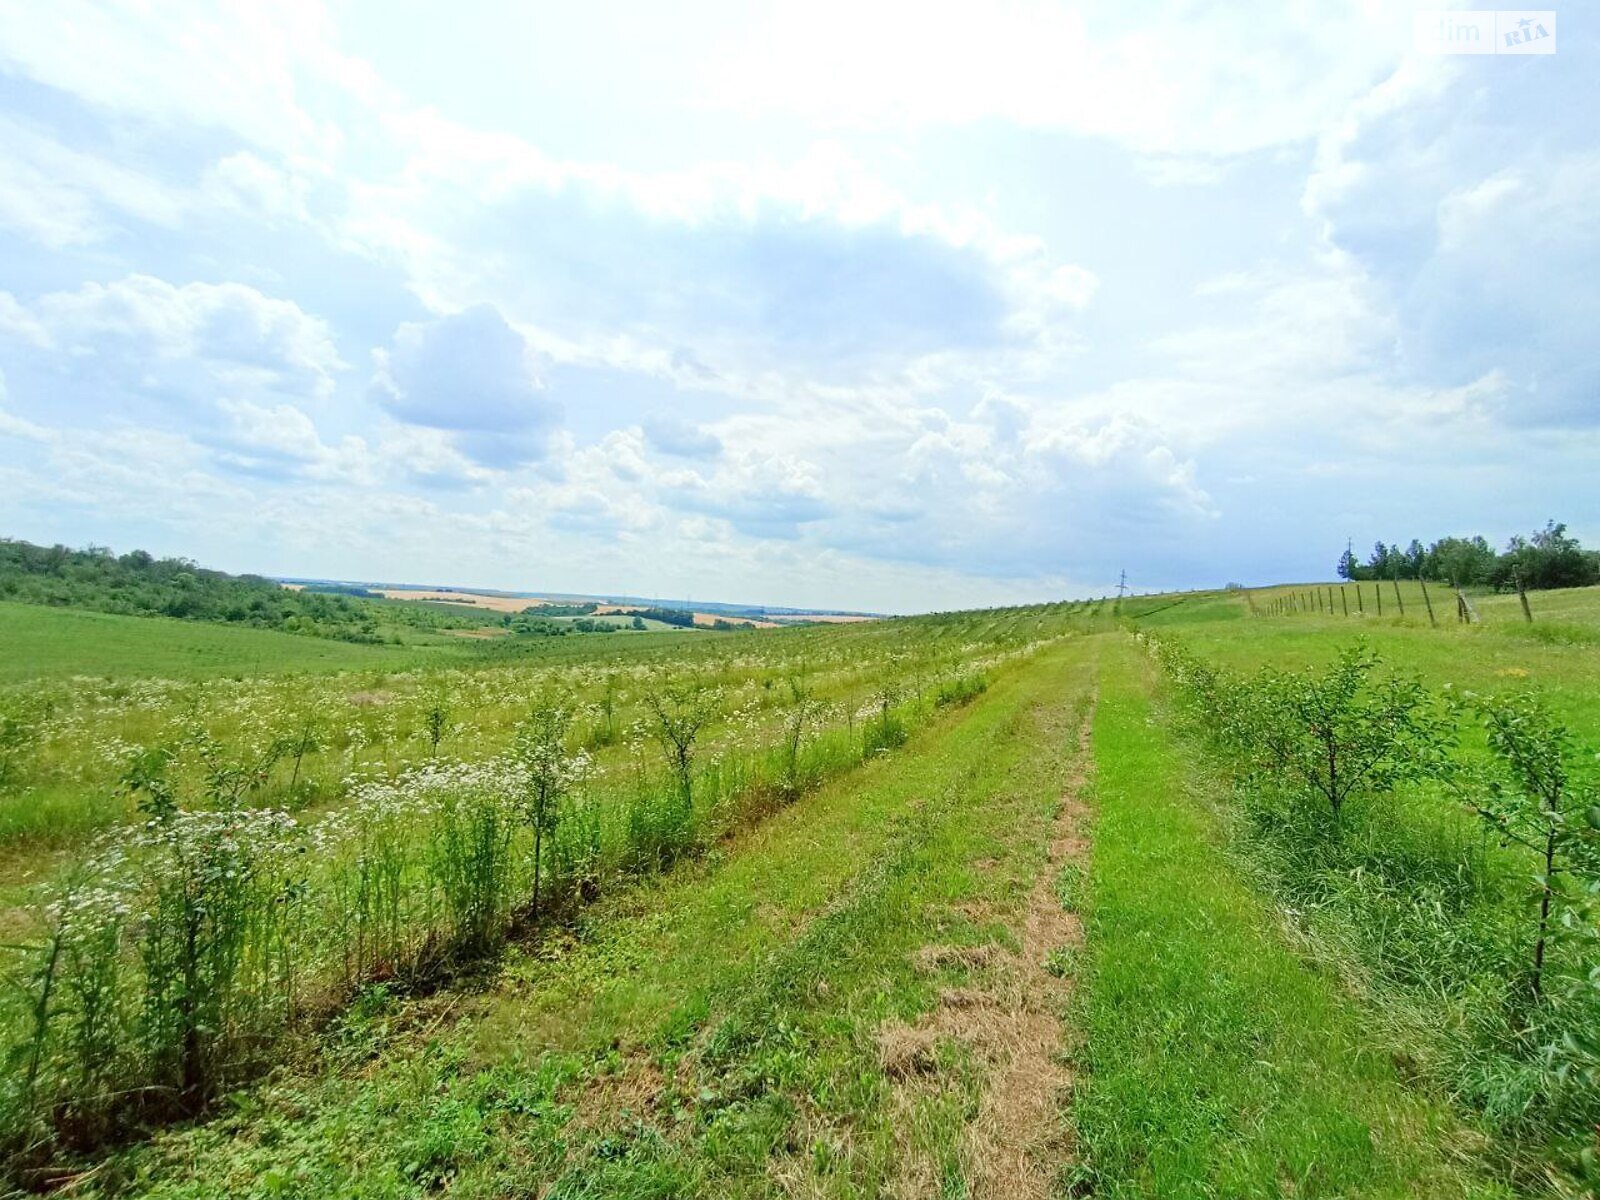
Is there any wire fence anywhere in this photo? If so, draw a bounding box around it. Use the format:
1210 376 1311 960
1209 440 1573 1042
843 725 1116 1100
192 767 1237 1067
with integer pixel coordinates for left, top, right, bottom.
1249 578 1541 627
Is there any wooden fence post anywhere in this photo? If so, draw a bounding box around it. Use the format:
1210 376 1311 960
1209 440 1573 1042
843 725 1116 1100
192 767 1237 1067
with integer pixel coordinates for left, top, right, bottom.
1356 583 1365 614
1515 570 1533 623
1419 577 1437 627
1340 586 1348 616
1376 584 1382 616
1392 577 1405 617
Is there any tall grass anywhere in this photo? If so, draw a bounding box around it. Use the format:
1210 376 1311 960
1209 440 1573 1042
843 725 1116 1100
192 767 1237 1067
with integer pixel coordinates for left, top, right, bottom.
0 641 1041 1177
1143 631 1600 1185
0 606 1062 851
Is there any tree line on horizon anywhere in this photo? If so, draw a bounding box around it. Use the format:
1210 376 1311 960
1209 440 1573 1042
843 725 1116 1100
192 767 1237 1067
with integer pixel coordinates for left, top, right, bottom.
0 538 485 643
1336 521 1599 590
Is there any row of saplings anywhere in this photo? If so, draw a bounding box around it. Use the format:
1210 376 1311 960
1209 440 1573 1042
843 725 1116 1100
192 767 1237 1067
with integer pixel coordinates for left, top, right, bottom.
1144 634 1600 1183
0 671 952 1185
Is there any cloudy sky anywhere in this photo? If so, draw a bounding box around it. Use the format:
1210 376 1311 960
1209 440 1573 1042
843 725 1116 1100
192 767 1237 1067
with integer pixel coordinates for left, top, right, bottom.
0 3 1593 612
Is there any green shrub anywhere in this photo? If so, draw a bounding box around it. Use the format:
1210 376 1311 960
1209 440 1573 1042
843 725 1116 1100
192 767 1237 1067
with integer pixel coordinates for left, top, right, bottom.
0 695 44 789
861 711 907 758
1145 630 1600 1169
510 704 591 919
934 672 988 708
1206 642 1452 824
1456 690 1600 1011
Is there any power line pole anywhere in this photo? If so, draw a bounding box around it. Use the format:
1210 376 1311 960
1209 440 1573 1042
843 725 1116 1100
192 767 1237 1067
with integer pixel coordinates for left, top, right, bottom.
1116 569 1128 599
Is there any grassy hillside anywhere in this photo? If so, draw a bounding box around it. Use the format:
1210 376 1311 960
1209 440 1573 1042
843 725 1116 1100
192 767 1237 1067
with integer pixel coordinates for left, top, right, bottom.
0 538 397 643
2 586 1598 1195
0 538 705 658
0 601 425 683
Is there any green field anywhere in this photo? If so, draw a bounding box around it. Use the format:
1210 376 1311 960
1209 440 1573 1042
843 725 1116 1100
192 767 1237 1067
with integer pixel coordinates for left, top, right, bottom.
0 601 731 685
2 586 1598 1196
0 601 429 682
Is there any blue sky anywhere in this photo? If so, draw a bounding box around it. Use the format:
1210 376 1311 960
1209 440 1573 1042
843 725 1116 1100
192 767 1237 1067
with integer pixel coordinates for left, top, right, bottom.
0 2 1594 612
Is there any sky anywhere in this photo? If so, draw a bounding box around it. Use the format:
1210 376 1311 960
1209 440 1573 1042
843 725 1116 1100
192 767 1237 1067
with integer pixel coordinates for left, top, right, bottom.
0 2 1594 613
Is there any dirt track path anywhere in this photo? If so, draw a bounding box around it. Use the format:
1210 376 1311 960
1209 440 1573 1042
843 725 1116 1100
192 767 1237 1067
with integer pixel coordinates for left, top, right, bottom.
964 697 1093 1198
880 692 1096 1198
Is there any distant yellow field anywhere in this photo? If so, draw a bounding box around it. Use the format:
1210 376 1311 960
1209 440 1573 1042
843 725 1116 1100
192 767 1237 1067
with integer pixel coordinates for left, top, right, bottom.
374 589 546 613
292 584 874 628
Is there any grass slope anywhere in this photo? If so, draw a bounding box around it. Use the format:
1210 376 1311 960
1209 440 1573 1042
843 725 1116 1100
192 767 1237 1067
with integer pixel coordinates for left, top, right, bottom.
1072 637 1506 1199
1170 589 1600 739
0 601 423 682
78 641 1093 1198
11 586 1600 1195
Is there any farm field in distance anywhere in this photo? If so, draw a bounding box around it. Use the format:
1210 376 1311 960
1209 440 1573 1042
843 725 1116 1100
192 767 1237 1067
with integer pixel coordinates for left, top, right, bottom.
331 583 877 630
2 579 1598 1197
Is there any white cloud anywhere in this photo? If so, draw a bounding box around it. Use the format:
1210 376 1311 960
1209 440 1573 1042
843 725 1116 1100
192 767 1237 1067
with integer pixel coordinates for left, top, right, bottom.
0 370 50 442
334 130 1097 393
702 1 1413 158
0 115 189 245
6 274 344 400
1436 171 1526 252
642 416 722 460
210 398 375 484
202 152 316 225
0 0 375 162
1301 51 1600 429
369 306 561 465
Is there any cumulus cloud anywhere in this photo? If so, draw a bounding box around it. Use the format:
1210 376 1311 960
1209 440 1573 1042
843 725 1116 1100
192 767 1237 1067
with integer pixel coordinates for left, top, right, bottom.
349 167 1052 382
656 451 833 540
1303 48 1600 429
9 274 341 394
642 415 722 459
369 305 562 464
0 274 345 452
207 398 376 485
371 425 496 491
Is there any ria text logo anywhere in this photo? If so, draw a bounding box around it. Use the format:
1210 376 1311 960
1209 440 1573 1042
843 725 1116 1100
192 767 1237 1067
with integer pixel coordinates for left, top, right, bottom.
1415 10 1556 54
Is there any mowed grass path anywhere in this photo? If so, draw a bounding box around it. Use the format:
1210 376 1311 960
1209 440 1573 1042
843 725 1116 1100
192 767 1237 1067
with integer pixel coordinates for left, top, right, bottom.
89 640 1097 1198
1071 637 1506 1199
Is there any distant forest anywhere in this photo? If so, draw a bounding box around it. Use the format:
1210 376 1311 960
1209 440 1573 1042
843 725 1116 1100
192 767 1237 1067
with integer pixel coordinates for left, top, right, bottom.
0 538 391 642
1337 521 1599 590
0 538 729 647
